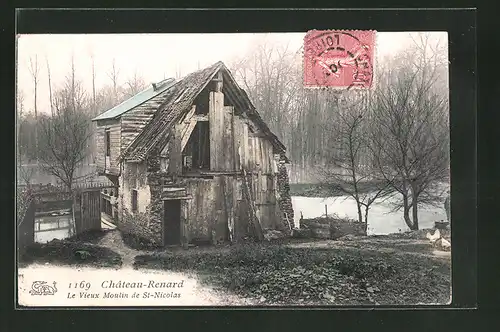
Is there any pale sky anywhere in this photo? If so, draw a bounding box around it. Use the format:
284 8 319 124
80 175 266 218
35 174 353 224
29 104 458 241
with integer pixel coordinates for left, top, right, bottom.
16 32 447 115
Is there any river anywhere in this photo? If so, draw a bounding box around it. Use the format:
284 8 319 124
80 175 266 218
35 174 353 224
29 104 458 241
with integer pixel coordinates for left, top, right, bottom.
291 195 447 235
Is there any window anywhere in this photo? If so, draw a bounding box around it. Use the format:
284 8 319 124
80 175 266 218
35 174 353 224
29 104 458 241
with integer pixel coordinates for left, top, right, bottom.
105 130 111 157
131 189 138 212
130 163 138 188
183 122 210 171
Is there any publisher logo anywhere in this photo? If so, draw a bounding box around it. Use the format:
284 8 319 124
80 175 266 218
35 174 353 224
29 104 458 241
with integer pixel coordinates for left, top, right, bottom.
29 281 58 296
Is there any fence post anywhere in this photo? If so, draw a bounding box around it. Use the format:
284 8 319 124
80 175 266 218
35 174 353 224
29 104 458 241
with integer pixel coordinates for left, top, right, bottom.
73 191 81 235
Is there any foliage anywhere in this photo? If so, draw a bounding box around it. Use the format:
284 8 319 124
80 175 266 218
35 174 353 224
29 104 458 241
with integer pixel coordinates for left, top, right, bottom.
20 239 122 268
120 231 161 251
16 186 33 222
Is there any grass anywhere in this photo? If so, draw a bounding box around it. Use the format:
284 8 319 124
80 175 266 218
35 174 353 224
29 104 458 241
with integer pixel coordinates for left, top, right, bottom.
20 237 122 268
65 229 109 244
134 241 451 305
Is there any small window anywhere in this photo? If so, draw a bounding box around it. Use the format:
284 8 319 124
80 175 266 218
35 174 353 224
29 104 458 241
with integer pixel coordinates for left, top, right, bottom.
131 189 138 212
105 130 111 157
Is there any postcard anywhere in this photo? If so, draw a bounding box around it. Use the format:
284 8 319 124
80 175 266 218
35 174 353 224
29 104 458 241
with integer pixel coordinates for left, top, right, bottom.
16 29 451 306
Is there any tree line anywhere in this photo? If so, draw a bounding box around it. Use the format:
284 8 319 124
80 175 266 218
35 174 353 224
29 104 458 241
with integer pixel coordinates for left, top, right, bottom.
230 33 449 230
17 32 449 230
17 55 147 191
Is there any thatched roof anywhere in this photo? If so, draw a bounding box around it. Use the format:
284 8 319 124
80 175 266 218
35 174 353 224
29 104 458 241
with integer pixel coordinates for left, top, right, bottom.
120 61 287 162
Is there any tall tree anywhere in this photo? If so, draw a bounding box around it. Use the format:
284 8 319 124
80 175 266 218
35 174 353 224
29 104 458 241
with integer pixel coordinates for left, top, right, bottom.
45 55 54 117
38 84 92 193
107 58 120 102
318 93 392 231
90 53 97 116
370 33 449 230
27 55 40 163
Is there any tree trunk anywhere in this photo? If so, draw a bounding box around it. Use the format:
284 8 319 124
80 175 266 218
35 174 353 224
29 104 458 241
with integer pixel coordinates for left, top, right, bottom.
412 199 419 230
356 202 363 224
402 194 415 230
363 206 369 234
409 183 420 230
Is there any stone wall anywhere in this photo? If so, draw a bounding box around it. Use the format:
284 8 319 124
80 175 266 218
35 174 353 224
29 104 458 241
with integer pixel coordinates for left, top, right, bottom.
120 209 162 245
299 217 366 239
117 156 164 246
277 161 294 230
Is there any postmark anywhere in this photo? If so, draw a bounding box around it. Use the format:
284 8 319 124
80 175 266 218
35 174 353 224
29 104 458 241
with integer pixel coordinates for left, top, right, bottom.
303 30 376 89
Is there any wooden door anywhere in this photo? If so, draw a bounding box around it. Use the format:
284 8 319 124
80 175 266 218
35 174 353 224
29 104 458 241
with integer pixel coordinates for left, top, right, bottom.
79 190 101 233
163 200 181 245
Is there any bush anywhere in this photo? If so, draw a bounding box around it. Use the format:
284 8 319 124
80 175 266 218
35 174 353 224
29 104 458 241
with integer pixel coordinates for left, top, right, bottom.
121 232 160 251
66 229 108 244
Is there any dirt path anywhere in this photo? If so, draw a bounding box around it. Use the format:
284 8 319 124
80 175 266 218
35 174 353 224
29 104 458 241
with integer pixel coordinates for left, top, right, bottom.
288 238 451 260
97 229 143 267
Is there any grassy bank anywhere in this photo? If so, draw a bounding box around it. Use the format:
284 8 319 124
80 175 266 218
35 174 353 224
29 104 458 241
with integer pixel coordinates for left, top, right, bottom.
134 241 450 305
290 181 386 198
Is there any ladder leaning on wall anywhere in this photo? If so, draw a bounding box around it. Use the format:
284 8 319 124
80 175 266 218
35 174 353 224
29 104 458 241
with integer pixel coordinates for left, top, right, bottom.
241 168 264 241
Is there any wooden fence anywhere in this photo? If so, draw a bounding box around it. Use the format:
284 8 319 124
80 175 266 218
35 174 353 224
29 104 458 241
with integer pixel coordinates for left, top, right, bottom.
17 186 106 246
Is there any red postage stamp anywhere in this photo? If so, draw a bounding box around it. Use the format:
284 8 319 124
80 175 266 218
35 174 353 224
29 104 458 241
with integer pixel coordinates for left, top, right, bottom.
303 30 376 89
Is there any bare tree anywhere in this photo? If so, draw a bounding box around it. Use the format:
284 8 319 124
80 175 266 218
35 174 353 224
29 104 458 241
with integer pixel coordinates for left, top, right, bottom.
122 68 146 98
16 89 25 122
38 94 92 193
231 39 302 150
57 57 87 115
175 65 182 79
27 55 40 163
16 90 34 186
18 156 35 187
107 58 120 102
45 55 54 117
90 53 97 116
88 51 98 163
371 33 449 230
318 93 392 231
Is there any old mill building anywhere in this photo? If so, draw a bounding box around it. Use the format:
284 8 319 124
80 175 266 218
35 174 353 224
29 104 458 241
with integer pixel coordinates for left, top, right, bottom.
92 61 294 247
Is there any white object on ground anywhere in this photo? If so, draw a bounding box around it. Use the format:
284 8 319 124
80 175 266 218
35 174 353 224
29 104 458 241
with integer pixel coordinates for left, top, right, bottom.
426 229 441 242
440 238 451 249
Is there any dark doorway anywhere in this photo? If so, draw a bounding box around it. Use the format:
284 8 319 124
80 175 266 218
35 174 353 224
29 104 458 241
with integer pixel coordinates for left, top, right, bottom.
163 200 181 245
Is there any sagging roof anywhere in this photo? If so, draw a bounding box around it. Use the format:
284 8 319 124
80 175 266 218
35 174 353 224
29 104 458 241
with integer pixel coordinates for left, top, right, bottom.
92 78 176 121
120 61 287 162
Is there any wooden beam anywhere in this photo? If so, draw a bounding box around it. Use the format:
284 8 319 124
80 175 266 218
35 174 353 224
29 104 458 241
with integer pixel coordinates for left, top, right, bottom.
241 168 264 241
180 105 197 124
194 114 208 121
169 124 182 176
209 92 224 171
249 132 266 138
180 118 197 151
213 71 223 92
